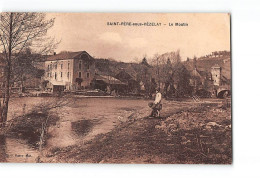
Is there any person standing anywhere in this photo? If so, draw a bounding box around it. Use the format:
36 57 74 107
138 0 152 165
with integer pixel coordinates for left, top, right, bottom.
150 88 162 117
154 88 162 105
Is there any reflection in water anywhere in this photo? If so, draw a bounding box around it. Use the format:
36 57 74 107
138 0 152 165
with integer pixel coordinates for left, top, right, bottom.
0 136 39 163
46 98 149 148
2 97 150 162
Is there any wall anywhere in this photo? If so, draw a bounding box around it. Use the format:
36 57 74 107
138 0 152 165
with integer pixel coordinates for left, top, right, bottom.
44 59 74 90
211 67 221 86
72 53 95 89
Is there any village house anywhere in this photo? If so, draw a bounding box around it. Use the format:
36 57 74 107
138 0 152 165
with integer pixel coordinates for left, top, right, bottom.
44 51 95 92
184 55 231 98
211 64 222 86
93 74 127 94
115 70 140 93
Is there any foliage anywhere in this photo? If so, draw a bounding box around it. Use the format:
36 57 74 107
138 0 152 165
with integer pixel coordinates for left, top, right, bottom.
0 12 57 126
172 62 192 97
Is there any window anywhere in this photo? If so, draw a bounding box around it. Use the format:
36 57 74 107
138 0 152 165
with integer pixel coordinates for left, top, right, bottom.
55 72 57 80
61 72 63 78
67 72 70 79
87 72 90 78
50 64 52 69
79 72 81 78
47 65 50 70
61 63 63 69
68 63 70 70
55 63 57 69
79 60 82 70
86 64 90 69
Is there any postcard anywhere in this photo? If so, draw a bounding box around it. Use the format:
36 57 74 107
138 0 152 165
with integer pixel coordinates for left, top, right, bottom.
0 13 231 164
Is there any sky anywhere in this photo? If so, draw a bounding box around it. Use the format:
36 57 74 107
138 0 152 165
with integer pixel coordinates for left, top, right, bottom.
46 13 230 62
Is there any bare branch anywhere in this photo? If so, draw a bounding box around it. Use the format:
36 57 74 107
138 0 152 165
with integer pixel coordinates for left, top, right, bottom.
0 12 57 125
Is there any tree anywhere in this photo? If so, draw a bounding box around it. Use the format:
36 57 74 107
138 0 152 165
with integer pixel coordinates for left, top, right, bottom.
172 62 191 97
12 48 45 91
136 57 152 96
0 12 56 126
140 57 150 66
162 59 174 98
153 53 161 89
149 50 181 96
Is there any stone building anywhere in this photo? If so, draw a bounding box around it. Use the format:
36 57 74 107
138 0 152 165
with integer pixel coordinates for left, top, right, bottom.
44 51 95 92
183 55 231 98
211 64 222 86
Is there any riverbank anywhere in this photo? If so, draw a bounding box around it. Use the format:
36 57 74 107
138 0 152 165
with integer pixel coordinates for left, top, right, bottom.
0 97 231 163
8 89 146 98
1 97 151 162
46 100 231 164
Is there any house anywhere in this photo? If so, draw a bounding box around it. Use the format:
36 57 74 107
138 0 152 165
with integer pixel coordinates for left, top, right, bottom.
183 56 231 98
189 68 208 89
93 74 127 94
44 51 95 92
211 64 222 86
115 70 140 93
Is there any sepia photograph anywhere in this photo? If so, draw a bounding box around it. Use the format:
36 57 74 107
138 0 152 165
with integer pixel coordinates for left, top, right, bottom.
0 12 231 164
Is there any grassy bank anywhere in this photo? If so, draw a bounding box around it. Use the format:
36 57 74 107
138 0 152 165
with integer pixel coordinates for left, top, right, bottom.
49 101 231 164
0 99 64 149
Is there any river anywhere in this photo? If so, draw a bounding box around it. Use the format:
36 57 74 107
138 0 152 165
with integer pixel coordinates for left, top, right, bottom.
0 97 151 163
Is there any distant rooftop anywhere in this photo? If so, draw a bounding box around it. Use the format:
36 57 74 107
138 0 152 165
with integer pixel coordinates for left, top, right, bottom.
95 74 126 85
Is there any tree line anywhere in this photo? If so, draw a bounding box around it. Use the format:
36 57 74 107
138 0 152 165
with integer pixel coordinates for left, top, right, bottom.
136 50 192 98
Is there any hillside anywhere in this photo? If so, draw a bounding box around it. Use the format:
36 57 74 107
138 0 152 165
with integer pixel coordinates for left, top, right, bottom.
95 51 231 82
95 58 142 79
183 56 231 80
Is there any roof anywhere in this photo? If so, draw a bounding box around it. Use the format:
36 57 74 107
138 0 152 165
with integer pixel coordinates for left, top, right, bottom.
95 74 126 85
115 69 137 82
183 57 231 80
46 51 93 61
94 58 139 79
191 68 202 78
